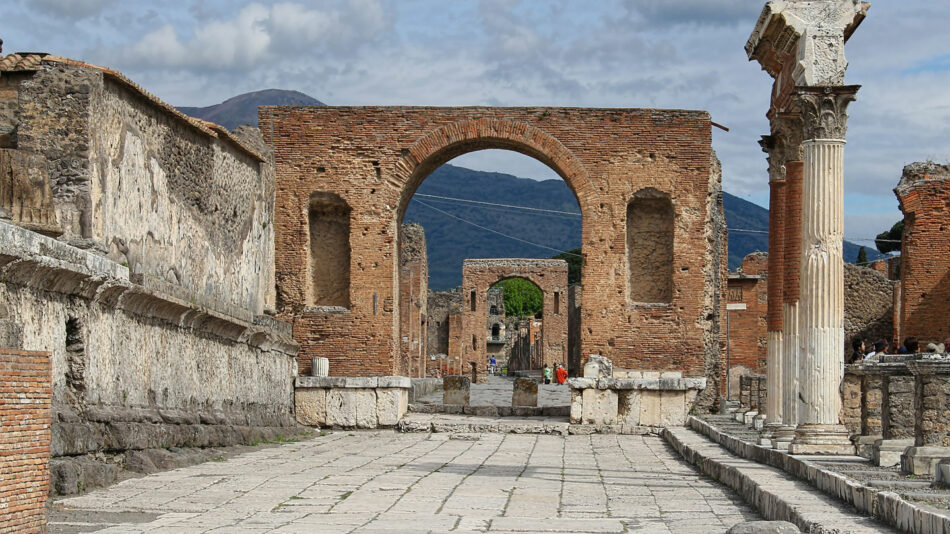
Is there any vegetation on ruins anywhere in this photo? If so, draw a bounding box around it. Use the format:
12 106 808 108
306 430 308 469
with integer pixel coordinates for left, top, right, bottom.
857 246 868 265
492 278 543 317
875 220 904 254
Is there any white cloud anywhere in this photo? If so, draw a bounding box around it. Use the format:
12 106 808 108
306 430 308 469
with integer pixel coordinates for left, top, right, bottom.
24 0 114 19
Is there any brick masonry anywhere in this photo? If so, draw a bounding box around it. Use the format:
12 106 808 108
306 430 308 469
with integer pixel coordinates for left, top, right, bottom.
0 349 51 534
727 253 769 394
460 259 568 382
261 107 727 407
895 162 950 346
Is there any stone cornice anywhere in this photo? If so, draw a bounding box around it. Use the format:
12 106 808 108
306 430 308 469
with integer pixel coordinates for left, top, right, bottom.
796 86 860 141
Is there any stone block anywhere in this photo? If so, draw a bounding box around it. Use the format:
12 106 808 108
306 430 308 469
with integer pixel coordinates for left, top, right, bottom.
753 414 766 431
376 388 406 426
639 391 662 426
618 391 642 426
659 371 682 379
642 371 662 379
743 411 758 425
853 434 881 460
325 389 357 427
725 521 800 534
581 388 618 425
934 459 950 488
353 389 378 429
343 377 378 388
294 388 327 427
659 391 687 426
570 389 583 423
511 378 538 407
296 376 345 388
567 377 596 389
583 354 613 378
443 376 470 406
378 376 411 388
901 446 950 476
872 438 913 467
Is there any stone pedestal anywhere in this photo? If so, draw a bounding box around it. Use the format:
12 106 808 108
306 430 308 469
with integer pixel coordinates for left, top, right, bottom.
511 378 538 407
872 438 913 468
900 358 950 475
295 376 411 428
443 375 471 406
568 375 706 427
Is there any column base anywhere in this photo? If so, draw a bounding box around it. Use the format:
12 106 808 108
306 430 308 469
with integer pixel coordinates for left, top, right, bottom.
758 422 784 447
771 425 795 450
901 446 950 476
853 434 882 460
872 438 914 467
788 424 855 455
752 413 767 431
742 411 758 426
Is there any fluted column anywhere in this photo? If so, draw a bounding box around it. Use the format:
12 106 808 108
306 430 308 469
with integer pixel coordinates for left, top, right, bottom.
789 86 859 455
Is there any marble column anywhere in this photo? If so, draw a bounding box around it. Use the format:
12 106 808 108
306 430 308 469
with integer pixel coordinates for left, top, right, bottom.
789 86 859 455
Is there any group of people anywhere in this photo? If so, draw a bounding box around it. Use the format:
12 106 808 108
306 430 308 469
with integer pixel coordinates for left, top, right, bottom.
848 335 950 363
542 363 568 385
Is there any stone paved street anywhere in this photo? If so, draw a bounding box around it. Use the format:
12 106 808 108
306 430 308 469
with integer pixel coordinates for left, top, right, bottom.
53 431 760 533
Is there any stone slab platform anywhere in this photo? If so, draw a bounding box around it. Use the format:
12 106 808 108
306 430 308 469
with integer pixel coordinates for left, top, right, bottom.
397 412 656 435
51 430 762 533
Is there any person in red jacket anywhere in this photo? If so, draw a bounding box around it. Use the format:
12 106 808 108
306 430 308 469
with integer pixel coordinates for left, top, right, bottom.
555 363 568 385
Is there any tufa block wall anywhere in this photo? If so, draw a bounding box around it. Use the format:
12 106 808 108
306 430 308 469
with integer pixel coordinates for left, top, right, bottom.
262 106 726 408
0 349 50 534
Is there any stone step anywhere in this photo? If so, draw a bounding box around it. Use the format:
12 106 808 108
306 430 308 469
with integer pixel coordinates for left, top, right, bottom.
663 425 896 533
397 413 655 436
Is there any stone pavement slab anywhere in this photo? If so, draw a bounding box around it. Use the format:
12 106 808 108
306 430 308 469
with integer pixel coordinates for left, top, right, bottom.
52 430 760 533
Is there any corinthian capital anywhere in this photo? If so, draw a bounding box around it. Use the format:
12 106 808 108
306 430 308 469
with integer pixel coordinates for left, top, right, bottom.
772 112 804 162
796 86 860 141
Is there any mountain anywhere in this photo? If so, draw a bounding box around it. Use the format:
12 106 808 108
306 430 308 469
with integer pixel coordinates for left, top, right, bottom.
405 165 882 289
177 89 324 130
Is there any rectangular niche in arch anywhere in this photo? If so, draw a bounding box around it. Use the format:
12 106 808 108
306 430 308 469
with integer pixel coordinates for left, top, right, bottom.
308 192 351 307
626 189 673 304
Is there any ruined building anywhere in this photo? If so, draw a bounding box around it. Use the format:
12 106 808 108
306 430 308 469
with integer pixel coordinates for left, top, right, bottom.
0 53 298 501
261 106 728 409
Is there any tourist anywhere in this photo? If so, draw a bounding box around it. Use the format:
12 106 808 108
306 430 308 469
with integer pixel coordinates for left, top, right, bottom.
899 336 919 354
489 356 496 375
555 364 568 385
865 339 888 360
926 343 940 353
543 364 552 384
849 338 865 364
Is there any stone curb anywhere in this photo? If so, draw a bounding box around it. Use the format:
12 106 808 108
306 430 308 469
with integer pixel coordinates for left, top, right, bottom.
396 416 657 436
662 425 889 533
684 416 950 534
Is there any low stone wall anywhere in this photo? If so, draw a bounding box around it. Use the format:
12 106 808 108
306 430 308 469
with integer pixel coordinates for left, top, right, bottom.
409 377 441 403
568 376 706 427
295 376 410 428
0 349 50 534
0 221 299 495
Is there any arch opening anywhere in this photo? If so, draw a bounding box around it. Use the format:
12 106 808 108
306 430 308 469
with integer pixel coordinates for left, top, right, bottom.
626 188 674 305
308 192 351 308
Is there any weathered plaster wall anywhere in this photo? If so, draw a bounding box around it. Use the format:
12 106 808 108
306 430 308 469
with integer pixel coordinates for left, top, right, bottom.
11 63 275 314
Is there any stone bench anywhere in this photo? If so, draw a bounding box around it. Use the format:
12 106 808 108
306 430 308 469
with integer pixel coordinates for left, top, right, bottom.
568 376 706 427
295 376 411 429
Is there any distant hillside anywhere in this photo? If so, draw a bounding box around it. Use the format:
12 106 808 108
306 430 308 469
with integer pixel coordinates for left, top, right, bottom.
177 89 324 130
405 165 881 289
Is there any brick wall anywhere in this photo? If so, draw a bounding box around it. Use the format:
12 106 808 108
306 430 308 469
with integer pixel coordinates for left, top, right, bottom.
727 254 769 387
261 106 723 384
460 259 568 382
0 349 51 534
398 223 428 378
896 162 950 345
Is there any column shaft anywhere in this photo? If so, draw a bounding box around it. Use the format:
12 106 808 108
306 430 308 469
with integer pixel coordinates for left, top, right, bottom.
765 178 786 428
776 160 803 445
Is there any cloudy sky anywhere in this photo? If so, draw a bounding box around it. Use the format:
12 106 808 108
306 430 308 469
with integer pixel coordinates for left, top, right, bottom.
4 0 948 242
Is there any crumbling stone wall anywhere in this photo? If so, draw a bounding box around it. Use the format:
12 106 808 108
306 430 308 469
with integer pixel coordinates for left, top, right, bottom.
844 262 896 348
263 106 725 396
427 288 461 357
4 56 276 314
398 223 428 377
461 259 568 382
896 162 950 345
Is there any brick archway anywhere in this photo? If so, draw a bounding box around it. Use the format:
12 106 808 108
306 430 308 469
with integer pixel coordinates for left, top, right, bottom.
459 259 569 382
261 106 725 409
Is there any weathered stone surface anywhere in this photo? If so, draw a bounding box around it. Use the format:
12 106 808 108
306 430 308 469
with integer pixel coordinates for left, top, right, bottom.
325 389 357 427
0 148 61 236
726 521 800 534
584 354 613 378
581 388 618 425
353 389 378 429
511 378 538 407
376 388 407 426
295 388 327 427
443 375 471 406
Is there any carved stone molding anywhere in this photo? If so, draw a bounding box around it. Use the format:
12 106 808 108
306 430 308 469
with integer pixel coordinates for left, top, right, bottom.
796 86 860 141
772 112 804 162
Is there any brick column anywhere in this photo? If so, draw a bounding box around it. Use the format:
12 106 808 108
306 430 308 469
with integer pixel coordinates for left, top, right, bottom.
764 172 786 436
775 159 803 448
789 86 859 455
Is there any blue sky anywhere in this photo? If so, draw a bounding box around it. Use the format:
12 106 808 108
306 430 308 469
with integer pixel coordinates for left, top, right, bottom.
4 0 949 242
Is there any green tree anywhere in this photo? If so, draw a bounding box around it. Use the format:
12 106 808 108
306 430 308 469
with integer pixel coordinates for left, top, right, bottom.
493 278 543 317
856 246 868 265
875 220 904 255
552 248 582 284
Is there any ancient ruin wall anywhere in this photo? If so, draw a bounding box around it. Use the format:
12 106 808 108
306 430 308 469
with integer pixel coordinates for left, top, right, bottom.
461 259 568 382
12 61 276 314
426 289 461 357
398 223 428 377
262 106 723 387
726 253 768 397
896 162 950 344
843 262 896 348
